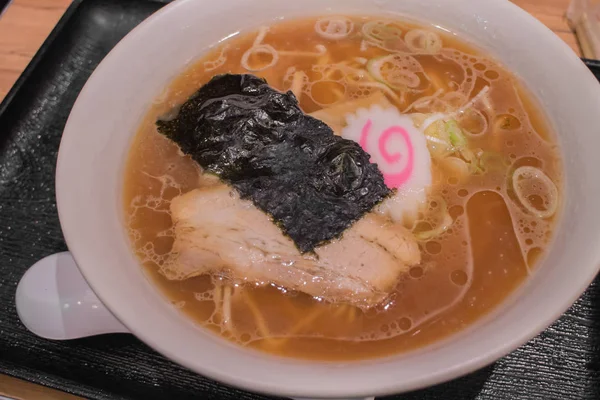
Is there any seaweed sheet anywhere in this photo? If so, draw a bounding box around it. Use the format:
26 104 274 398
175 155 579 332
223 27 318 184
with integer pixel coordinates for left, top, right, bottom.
157 74 391 252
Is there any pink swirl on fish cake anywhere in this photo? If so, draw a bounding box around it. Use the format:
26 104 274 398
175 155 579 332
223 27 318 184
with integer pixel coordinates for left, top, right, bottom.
359 119 415 189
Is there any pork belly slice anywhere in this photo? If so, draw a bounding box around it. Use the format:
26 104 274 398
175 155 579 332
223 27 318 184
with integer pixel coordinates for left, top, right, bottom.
162 184 420 308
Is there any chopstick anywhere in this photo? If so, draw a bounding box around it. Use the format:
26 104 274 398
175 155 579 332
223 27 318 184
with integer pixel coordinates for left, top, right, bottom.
573 12 599 59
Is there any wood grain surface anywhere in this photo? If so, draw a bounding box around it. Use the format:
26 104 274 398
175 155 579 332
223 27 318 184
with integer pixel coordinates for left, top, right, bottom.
0 0 582 399
0 375 80 400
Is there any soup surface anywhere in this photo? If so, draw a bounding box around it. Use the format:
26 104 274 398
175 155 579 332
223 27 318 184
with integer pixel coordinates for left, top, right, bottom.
123 16 562 360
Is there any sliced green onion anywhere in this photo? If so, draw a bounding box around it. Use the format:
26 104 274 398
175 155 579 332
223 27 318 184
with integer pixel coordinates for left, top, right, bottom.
404 29 443 54
366 56 388 85
479 151 508 173
413 195 454 241
446 119 467 148
414 213 453 241
366 55 420 90
512 166 559 219
424 119 448 141
362 21 403 43
424 120 453 157
409 113 429 128
423 118 472 162
456 147 483 174
420 115 487 177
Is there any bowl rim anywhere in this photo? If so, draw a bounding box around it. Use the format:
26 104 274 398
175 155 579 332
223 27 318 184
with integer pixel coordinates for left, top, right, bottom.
56 0 600 397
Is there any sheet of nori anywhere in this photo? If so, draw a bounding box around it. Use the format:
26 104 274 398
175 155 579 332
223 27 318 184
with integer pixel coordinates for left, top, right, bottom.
156 74 391 252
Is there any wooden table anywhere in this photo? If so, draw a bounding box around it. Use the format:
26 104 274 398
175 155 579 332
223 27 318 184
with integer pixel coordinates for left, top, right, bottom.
0 0 582 398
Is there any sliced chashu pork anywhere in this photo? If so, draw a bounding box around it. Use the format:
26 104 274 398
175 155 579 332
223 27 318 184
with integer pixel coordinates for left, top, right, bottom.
162 183 420 308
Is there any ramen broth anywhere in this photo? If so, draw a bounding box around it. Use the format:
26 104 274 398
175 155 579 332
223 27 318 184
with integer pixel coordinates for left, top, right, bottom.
123 16 562 360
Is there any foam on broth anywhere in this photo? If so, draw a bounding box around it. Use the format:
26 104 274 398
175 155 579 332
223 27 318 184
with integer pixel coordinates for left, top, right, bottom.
123 16 562 360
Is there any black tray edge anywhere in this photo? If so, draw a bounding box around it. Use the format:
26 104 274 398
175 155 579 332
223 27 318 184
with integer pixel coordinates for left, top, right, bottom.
583 58 600 69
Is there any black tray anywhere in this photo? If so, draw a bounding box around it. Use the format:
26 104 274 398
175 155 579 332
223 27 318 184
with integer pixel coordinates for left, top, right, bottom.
1 1 599 399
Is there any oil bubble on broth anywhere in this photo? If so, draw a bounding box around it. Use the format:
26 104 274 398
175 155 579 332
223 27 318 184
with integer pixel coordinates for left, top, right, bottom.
123 15 562 360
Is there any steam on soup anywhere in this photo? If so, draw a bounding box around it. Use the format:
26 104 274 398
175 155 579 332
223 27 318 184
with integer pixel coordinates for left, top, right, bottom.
123 16 562 360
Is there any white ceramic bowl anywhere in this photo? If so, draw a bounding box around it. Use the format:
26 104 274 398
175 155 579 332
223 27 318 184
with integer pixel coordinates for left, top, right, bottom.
20 0 600 398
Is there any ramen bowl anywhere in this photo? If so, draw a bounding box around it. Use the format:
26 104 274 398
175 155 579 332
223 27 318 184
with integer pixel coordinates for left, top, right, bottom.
15 0 600 398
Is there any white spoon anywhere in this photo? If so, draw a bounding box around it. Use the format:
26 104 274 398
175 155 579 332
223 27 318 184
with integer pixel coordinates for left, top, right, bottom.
15 252 128 339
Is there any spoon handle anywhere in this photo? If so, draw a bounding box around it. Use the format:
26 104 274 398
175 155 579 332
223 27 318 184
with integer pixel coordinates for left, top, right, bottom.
15 252 129 339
